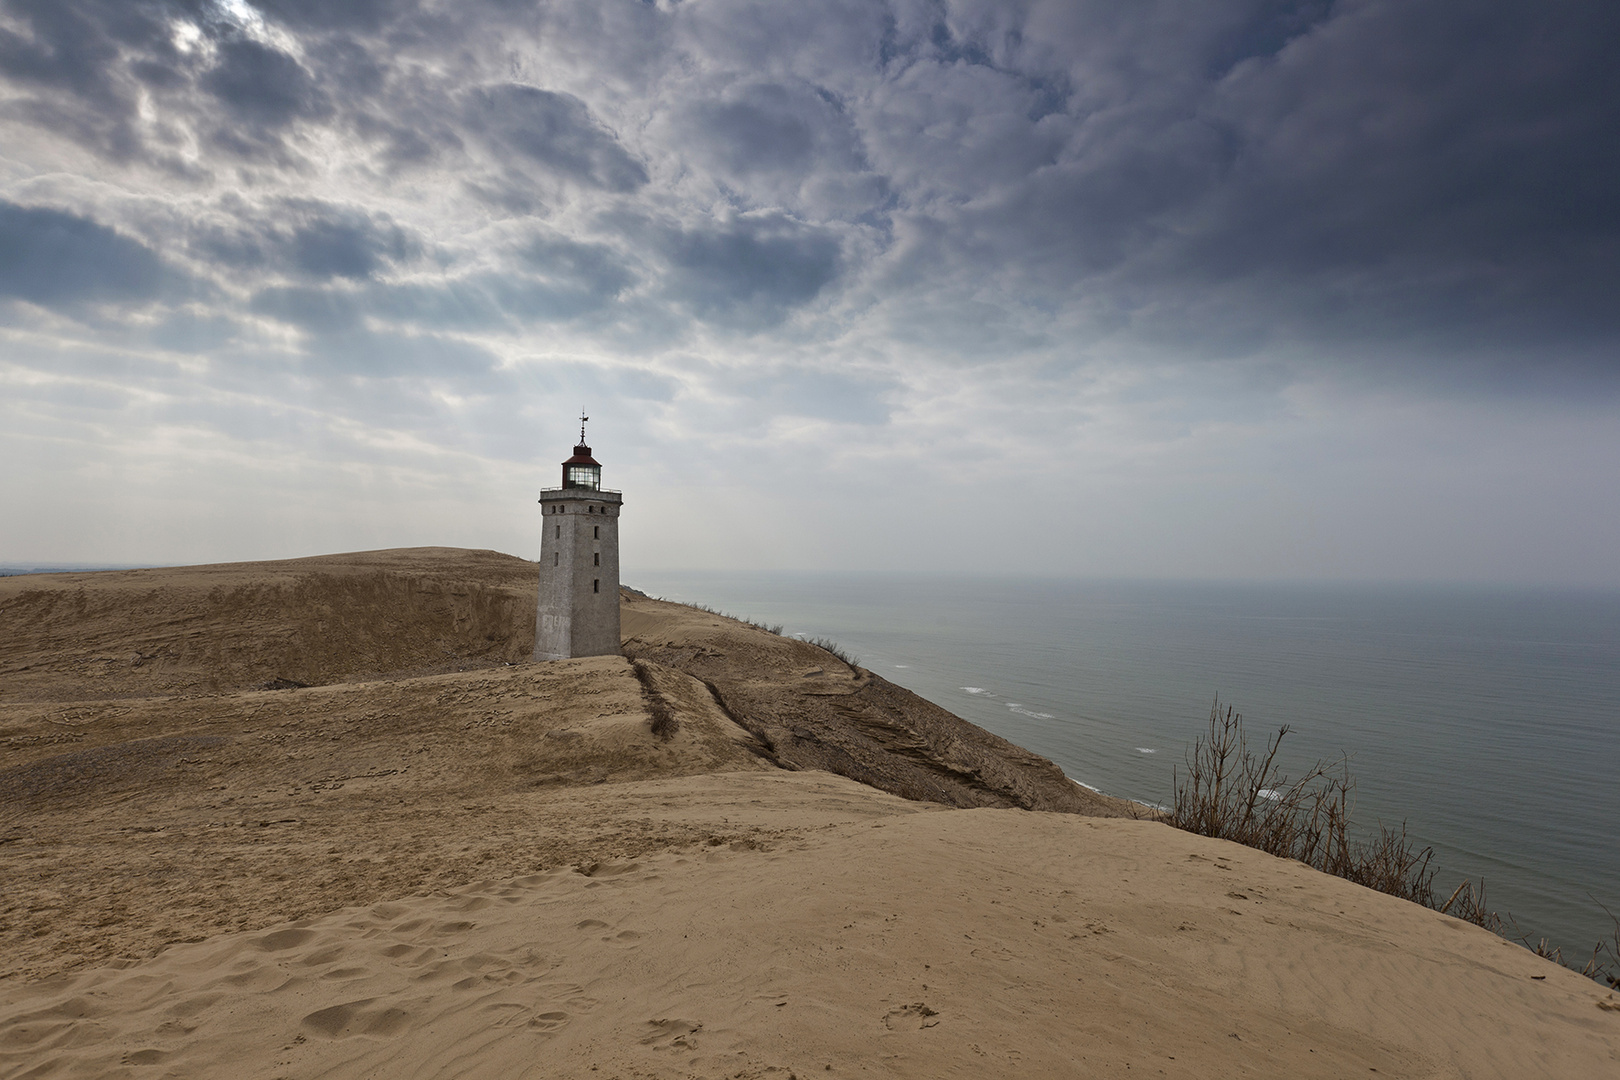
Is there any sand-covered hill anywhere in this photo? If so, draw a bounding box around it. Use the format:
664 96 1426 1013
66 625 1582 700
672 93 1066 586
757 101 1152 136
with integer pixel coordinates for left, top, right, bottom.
2 549 1617 1078
0 548 541 701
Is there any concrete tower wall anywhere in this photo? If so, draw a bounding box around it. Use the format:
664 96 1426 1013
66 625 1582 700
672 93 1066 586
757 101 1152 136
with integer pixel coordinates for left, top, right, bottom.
533 488 622 661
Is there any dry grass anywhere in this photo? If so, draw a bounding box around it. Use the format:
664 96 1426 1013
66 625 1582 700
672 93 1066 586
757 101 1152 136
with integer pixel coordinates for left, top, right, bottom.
662 599 784 637
802 636 860 669
630 659 679 740
1511 902 1620 990
1168 700 1620 987
1168 701 1437 906
657 599 854 666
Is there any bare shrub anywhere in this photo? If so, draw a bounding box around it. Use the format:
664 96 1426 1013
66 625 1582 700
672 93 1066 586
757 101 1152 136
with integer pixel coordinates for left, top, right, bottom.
804 636 860 670
1168 700 1436 905
631 659 678 740
1170 700 1620 987
1510 902 1620 989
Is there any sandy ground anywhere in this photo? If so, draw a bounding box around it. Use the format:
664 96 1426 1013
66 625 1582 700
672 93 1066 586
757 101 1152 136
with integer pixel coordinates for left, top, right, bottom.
3 550 1618 1077
3 774 1616 1079
0 652 793 982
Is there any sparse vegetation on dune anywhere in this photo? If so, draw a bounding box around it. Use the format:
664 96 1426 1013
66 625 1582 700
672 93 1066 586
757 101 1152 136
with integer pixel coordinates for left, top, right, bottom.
1167 702 1437 904
658 599 855 666
630 658 679 740
1169 700 1619 988
659 598 784 637
801 635 859 670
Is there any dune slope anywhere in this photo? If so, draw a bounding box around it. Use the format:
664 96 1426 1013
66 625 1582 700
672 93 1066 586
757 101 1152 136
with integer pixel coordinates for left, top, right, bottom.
3 776 1617 1079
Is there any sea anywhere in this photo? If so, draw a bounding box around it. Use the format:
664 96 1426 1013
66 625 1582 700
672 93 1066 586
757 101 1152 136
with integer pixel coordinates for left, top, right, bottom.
630 571 1620 960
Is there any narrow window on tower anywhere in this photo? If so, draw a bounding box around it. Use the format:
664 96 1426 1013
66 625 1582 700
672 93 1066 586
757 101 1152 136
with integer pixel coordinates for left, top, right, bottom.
553 553 558 566
554 524 560 538
593 525 599 539
594 552 600 566
593 579 600 593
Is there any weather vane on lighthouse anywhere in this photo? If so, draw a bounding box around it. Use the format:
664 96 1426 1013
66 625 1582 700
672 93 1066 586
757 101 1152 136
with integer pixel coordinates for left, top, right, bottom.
579 410 588 444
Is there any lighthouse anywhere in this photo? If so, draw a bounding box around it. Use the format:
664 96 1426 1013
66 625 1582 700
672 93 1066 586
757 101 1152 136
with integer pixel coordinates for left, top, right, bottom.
533 416 622 661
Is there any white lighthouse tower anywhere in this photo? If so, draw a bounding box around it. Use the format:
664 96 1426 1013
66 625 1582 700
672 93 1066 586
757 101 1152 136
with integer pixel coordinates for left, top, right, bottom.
533 416 622 661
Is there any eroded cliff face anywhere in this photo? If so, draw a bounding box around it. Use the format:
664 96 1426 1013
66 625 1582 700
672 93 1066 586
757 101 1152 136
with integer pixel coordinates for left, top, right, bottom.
621 591 1137 817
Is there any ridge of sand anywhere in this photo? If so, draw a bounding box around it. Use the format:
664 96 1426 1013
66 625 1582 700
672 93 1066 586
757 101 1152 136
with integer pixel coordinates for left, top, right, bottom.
3 548 1618 1076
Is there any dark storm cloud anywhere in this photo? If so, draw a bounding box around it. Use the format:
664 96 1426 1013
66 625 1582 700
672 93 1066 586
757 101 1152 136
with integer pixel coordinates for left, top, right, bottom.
253 0 415 34
676 81 866 179
202 38 328 128
0 0 193 159
464 84 649 193
200 38 332 158
0 201 178 307
642 214 843 328
0 0 1615 375
287 212 411 280
884 0 1620 369
517 236 635 301
192 200 419 282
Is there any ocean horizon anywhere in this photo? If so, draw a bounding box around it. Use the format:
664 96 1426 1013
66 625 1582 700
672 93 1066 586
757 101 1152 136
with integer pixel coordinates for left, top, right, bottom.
629 569 1620 962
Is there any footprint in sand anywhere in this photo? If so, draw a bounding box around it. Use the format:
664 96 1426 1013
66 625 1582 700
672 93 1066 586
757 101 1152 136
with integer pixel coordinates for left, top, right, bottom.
642 1017 702 1049
883 1003 940 1031
573 919 642 945
525 1010 571 1033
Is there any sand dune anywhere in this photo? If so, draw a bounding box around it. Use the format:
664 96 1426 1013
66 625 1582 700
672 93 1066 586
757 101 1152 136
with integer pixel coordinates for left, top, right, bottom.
4 774 1616 1079
0 548 539 700
2 549 1618 1077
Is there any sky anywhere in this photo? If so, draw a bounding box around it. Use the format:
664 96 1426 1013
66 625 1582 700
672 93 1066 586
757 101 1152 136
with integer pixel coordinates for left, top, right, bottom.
1 0 1617 584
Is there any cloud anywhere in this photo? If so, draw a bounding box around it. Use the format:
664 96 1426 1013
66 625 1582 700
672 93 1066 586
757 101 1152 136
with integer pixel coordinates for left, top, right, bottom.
650 213 844 328
253 0 416 34
676 79 865 179
464 83 649 193
249 283 363 334
0 0 169 159
192 199 419 282
201 36 332 156
0 200 178 308
3 0 1619 580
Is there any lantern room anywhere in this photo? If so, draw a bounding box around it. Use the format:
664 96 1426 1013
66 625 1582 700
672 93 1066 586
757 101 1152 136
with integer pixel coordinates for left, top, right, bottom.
562 443 601 490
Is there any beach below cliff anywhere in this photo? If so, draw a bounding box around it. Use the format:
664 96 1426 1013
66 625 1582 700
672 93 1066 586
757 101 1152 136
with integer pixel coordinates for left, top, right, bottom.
1 549 1616 1078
